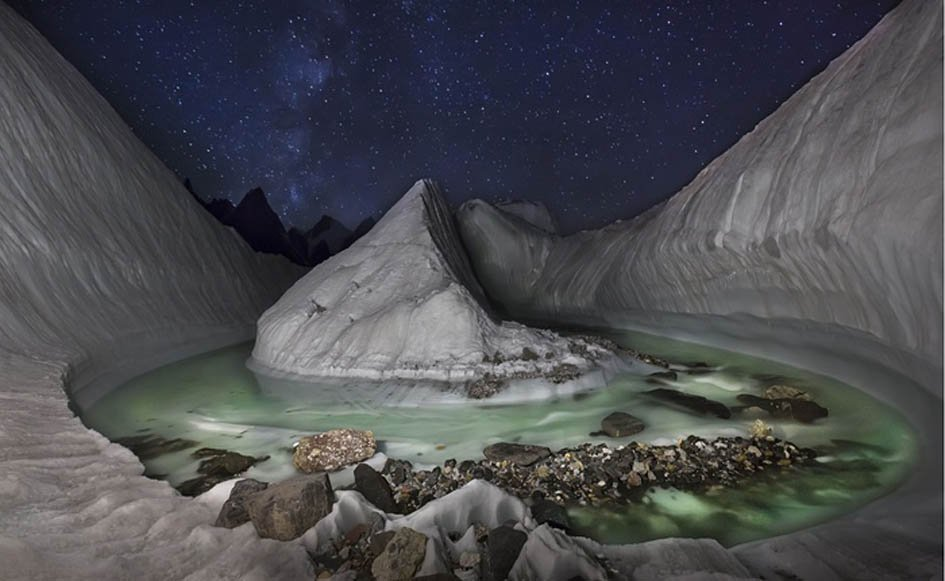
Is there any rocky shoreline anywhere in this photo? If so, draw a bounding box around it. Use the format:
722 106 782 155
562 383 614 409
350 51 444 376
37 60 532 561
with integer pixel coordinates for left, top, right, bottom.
202 431 816 580
379 435 816 518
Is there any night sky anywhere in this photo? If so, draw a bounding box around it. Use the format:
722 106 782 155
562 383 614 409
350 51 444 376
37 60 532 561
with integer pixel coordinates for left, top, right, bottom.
16 1 899 233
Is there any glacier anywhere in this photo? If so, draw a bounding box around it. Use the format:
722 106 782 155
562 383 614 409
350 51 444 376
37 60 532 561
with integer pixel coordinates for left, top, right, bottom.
251 179 621 390
0 0 941 579
0 0 311 578
456 0 942 577
458 0 943 395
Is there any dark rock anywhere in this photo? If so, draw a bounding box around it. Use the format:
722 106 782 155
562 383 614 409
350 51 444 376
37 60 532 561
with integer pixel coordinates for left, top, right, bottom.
344 522 371 545
530 498 571 531
196 450 259 477
648 371 678 381
370 530 396 556
483 442 552 466
521 347 540 361
214 478 268 528
175 475 224 497
600 412 645 437
786 399 829 423
246 473 334 541
371 527 427 581
737 394 828 423
685 361 714 374
114 434 197 460
763 385 812 401
643 388 731 419
486 525 527 581
354 463 398 513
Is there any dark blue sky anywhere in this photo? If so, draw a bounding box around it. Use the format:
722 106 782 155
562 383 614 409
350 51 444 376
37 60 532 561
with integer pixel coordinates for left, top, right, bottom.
16 0 899 232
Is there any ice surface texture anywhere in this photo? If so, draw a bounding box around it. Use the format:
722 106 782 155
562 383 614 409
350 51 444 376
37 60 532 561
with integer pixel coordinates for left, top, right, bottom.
252 179 612 382
0 0 941 580
455 0 943 577
458 0 943 395
0 1 307 578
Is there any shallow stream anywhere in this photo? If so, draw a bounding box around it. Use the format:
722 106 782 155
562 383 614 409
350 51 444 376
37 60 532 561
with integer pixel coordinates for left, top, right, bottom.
78 331 917 547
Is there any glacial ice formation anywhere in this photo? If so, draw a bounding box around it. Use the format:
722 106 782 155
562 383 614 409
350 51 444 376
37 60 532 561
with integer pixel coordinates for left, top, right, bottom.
456 0 943 577
458 0 943 396
0 0 940 579
252 179 616 383
0 1 309 578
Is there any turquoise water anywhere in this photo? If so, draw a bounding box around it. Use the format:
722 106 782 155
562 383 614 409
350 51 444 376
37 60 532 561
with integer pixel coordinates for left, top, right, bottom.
78 331 918 547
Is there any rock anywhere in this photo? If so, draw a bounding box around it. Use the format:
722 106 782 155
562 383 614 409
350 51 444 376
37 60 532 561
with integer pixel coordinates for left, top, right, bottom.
293 429 376 473
371 527 427 581
196 449 260 477
788 399 829 422
214 478 268 528
648 370 678 381
521 347 539 361
246 473 334 541
486 525 527 581
174 448 268 495
530 498 571 530
466 374 506 399
600 411 645 437
458 551 481 568
114 434 197 460
354 463 398 513
737 394 828 423
643 388 732 419
548 363 581 384
685 361 714 374
370 530 396 556
749 419 772 439
344 522 371 545
764 385 812 401
383 458 413 485
483 442 552 466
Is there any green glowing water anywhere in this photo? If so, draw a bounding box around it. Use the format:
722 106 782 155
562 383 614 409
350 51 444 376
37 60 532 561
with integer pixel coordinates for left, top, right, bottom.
78 331 917 547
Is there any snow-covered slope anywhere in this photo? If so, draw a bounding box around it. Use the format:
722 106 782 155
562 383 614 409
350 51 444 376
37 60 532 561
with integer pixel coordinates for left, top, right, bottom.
0 2 308 579
252 179 613 382
455 2 942 577
458 0 943 393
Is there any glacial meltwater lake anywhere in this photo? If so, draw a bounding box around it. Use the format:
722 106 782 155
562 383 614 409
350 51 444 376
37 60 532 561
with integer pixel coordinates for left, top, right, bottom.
77 331 918 547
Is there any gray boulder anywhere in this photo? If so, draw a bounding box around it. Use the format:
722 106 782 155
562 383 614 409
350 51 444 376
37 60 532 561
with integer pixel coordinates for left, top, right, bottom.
246 473 333 541
486 525 527 581
600 412 645 437
371 526 427 581
214 478 268 528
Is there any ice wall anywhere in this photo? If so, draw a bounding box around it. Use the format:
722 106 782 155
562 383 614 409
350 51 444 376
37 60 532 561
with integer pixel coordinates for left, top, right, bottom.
0 2 308 578
458 0 943 392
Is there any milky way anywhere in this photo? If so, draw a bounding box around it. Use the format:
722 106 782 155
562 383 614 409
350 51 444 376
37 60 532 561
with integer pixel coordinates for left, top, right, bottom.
15 0 898 232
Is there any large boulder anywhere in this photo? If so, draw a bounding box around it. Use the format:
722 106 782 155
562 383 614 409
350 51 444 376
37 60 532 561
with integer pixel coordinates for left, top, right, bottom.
293 429 376 473
371 527 427 581
354 463 398 513
214 478 269 528
246 473 334 541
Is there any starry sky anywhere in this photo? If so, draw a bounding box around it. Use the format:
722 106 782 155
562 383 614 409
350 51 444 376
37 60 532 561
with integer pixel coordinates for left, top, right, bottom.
15 1 899 233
